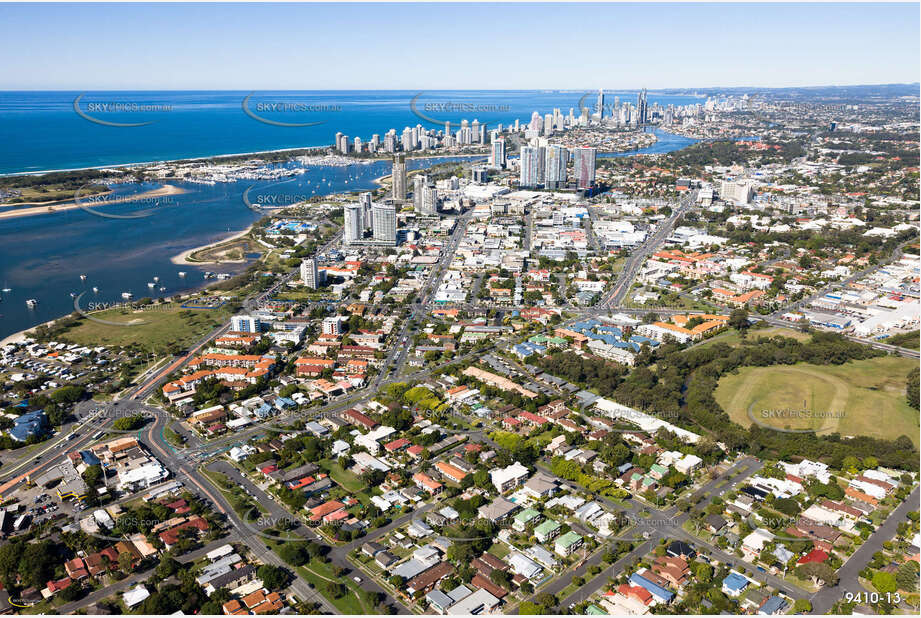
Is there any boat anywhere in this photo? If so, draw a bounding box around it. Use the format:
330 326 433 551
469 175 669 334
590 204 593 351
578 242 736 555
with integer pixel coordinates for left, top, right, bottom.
121 292 133 299
69 292 76 298
26 299 38 307
159 286 166 292
1 287 10 293
153 276 159 282
147 282 155 288
80 274 87 281
92 287 99 293
178 271 187 277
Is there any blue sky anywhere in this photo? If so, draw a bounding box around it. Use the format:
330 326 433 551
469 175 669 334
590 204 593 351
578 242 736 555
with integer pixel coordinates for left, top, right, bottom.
1 2 918 90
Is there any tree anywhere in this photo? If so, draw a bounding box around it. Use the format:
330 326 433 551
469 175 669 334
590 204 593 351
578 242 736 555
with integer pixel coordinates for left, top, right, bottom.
908 370 919 410
519 601 544 614
695 563 712 584
793 599 813 613
278 542 310 567
490 568 511 589
872 571 898 595
728 308 750 332
797 562 838 587
51 384 85 404
536 593 557 609
113 413 146 431
896 561 920 592
118 552 134 572
256 565 288 590
842 456 860 472
82 464 104 488
156 554 181 579
60 583 85 602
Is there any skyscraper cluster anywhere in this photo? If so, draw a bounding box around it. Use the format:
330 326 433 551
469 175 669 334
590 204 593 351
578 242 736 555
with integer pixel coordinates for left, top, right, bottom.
637 88 648 125
519 144 594 190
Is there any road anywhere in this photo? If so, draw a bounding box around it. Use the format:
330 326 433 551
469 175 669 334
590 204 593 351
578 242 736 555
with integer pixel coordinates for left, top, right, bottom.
599 189 698 309
53 539 231 615
206 459 409 614
528 456 800 612
810 485 921 613
140 414 341 614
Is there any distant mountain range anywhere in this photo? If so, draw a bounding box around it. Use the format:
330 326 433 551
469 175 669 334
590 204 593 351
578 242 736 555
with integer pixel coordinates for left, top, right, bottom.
658 83 920 101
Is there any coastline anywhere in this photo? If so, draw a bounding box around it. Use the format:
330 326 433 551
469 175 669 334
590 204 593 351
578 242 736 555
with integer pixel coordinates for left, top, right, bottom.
0 148 488 180
0 146 330 178
0 316 61 346
170 227 255 265
0 184 187 220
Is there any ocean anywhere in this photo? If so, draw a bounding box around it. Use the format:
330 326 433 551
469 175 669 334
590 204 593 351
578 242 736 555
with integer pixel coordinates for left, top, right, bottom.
0 90 703 175
0 91 702 340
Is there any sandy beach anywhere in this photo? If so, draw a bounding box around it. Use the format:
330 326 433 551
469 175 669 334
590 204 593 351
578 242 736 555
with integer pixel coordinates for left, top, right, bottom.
170 226 255 265
0 184 187 220
0 315 61 346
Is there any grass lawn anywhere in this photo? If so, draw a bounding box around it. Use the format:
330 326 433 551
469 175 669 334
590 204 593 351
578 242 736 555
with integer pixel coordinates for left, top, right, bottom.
714 356 919 445
262 537 371 614
488 541 511 560
201 468 266 518
320 458 365 493
697 326 810 349
273 289 339 302
187 237 261 263
297 557 371 614
56 302 234 349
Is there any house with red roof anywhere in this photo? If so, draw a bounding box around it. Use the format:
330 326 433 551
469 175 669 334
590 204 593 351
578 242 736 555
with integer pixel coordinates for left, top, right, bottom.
406 444 425 459
617 583 653 605
796 549 829 565
413 472 443 494
158 516 210 548
309 500 345 522
518 411 549 426
384 438 411 453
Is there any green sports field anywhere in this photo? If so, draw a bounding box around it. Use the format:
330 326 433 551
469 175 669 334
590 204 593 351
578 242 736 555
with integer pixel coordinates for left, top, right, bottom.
714 356 919 445
56 302 233 349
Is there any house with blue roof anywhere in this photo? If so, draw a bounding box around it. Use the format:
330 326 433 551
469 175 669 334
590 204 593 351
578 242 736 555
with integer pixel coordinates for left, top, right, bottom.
512 342 546 359
9 409 48 442
757 595 788 615
629 571 674 604
254 403 276 419
721 572 749 597
630 335 660 347
274 397 296 410
79 450 101 466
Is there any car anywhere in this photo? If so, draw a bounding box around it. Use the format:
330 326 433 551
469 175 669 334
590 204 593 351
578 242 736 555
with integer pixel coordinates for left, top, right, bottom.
352 576 362 583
